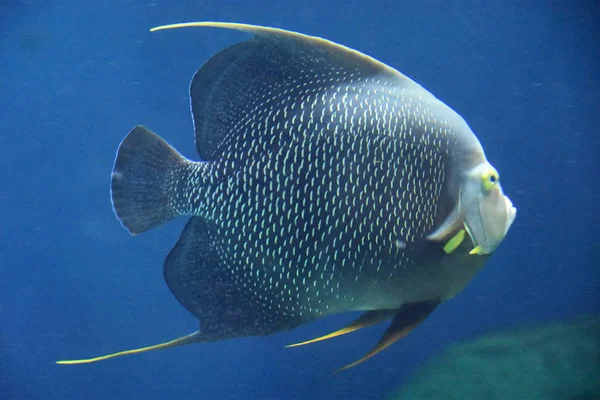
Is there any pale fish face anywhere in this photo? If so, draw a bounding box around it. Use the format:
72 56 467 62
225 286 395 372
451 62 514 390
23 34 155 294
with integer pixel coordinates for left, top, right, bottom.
461 162 517 255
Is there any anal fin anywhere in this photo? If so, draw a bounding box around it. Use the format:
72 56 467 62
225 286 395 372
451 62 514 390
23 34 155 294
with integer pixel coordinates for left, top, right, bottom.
286 310 394 348
166 217 311 340
331 301 439 373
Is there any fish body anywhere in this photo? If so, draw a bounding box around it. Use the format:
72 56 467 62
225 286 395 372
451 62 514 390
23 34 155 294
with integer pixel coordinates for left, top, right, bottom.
59 22 516 370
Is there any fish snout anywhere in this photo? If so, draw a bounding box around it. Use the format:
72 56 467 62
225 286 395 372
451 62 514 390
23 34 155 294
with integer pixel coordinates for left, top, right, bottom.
504 195 517 235
465 185 516 256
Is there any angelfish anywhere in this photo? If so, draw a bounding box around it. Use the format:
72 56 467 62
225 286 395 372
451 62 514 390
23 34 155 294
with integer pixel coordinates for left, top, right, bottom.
57 22 516 371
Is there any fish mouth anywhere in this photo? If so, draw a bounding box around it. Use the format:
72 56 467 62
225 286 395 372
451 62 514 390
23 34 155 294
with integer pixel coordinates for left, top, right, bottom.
465 194 517 255
504 196 517 230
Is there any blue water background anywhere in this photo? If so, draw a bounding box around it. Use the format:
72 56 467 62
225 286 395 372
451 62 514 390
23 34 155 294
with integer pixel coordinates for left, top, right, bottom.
2 1 598 399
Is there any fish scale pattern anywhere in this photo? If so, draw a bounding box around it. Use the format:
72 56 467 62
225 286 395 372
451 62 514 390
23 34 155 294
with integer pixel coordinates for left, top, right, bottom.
180 76 456 320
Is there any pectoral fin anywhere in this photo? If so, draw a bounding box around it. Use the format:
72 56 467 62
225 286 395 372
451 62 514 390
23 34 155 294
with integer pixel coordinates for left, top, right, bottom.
443 229 466 254
286 310 394 348
331 301 439 373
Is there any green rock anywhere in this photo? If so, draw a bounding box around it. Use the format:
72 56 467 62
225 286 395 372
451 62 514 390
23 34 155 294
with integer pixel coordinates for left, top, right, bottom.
392 317 600 400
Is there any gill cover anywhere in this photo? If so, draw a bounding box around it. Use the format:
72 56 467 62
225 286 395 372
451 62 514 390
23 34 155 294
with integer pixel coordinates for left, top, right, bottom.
461 162 516 255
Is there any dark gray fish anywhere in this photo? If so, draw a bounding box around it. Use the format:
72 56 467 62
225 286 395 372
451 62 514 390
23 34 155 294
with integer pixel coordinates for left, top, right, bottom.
57 22 516 371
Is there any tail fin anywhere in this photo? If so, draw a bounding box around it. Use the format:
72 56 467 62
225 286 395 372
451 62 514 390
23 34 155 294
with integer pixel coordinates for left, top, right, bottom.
56 331 202 365
111 125 187 234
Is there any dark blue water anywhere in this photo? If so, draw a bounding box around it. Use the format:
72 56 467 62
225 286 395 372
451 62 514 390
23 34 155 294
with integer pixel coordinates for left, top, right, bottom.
2 1 598 399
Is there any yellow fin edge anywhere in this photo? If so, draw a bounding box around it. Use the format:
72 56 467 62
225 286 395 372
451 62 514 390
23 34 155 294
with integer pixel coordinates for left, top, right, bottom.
286 326 362 348
147 21 409 81
469 245 484 255
150 22 248 32
331 334 400 373
56 331 200 365
286 310 393 348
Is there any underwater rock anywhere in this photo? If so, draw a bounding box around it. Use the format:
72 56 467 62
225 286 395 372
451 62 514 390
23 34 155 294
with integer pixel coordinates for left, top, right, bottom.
392 317 600 400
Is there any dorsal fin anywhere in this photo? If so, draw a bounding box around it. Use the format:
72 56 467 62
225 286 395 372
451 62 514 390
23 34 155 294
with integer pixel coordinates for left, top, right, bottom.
151 22 426 161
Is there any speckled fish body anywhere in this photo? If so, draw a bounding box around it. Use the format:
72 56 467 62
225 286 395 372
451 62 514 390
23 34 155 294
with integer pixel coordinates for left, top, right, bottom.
138 25 493 334
58 22 515 369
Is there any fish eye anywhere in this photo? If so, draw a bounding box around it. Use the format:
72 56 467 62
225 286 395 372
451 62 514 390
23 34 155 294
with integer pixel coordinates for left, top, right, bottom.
482 170 499 191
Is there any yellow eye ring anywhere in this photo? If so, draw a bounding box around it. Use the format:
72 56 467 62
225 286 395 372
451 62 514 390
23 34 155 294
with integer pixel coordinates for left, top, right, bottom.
482 169 499 191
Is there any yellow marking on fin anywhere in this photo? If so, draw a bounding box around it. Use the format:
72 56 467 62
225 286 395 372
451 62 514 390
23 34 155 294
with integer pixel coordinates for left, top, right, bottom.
286 310 393 348
148 22 409 81
331 336 398 373
286 326 363 348
330 302 438 373
443 229 466 254
56 332 200 365
469 245 484 255
331 323 417 373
